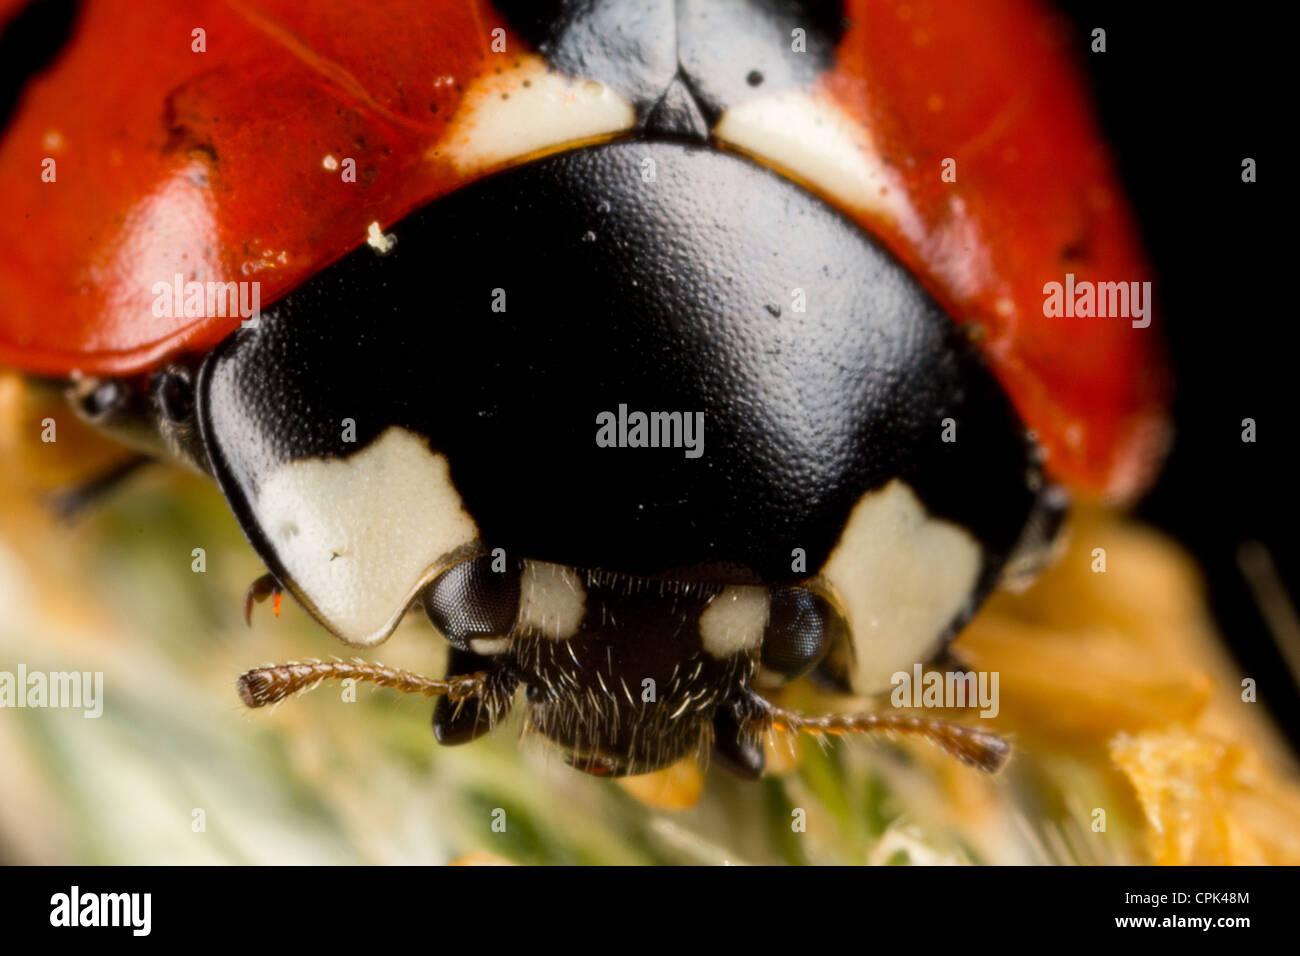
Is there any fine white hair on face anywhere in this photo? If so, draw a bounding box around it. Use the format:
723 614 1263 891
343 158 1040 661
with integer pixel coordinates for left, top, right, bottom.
699 585 770 659
435 54 636 175
252 427 479 646
819 479 981 695
516 560 587 641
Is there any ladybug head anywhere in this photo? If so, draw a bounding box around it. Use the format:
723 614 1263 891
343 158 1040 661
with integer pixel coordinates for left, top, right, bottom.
419 551 851 776
176 139 1060 776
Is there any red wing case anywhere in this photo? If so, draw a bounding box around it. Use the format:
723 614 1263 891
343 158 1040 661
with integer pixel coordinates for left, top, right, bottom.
822 0 1168 500
0 0 507 375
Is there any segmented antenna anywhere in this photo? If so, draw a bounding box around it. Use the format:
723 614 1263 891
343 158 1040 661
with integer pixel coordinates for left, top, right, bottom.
237 659 486 708
748 690 1012 773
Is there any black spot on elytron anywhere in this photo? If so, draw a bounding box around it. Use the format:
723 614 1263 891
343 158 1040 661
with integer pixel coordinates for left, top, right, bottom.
675 0 846 121
1060 237 1091 262
493 0 845 128
0 0 81 136
198 141 1041 595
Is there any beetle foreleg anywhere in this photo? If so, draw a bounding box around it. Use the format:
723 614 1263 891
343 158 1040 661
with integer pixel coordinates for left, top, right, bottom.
242 572 283 626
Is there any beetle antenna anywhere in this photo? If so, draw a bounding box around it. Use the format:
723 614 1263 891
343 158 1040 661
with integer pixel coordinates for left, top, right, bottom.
746 689 1011 773
237 659 486 708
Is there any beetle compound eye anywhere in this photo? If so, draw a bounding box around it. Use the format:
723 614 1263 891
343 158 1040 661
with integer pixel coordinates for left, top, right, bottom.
422 554 522 652
759 586 846 684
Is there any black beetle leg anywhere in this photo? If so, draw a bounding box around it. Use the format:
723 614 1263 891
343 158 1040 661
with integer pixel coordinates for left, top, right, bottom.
46 454 150 520
433 647 517 746
710 694 767 780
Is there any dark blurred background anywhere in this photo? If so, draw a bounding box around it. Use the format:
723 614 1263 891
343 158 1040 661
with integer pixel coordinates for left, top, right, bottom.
1054 2 1297 749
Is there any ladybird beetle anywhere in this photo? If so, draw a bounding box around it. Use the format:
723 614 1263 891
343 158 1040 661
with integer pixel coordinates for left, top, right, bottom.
0 0 1167 777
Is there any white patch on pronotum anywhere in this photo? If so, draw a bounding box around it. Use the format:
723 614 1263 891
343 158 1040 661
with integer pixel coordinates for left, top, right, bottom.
252 427 478 646
434 54 635 174
517 561 587 640
820 480 981 695
699 586 770 659
713 90 920 235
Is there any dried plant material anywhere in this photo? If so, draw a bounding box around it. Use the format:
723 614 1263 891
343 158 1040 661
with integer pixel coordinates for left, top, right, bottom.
962 510 1216 745
1112 730 1300 865
960 621 1212 745
617 758 704 811
959 507 1300 863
